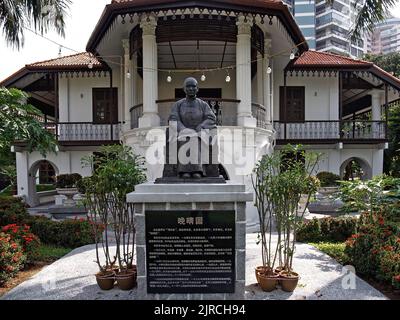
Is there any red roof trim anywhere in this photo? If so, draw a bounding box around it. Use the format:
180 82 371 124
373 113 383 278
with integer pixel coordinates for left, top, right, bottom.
286 50 400 90
0 53 109 87
287 51 373 69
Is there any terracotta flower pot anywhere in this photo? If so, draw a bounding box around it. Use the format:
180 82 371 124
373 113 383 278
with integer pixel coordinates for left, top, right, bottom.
274 266 285 274
257 272 279 292
279 271 299 292
116 271 137 290
96 271 115 290
255 266 273 283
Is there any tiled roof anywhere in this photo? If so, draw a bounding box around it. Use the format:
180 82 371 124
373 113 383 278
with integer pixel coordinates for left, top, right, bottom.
111 0 282 4
0 53 107 87
288 50 400 89
27 52 104 70
291 51 373 68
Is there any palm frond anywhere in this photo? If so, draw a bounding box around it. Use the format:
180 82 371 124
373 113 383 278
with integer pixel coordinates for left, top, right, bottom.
351 0 397 40
0 0 71 48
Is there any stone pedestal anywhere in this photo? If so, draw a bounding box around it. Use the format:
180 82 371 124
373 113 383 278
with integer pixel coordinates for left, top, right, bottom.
127 182 253 300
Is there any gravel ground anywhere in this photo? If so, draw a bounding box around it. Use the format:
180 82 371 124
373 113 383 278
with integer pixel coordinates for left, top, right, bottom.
2 233 387 300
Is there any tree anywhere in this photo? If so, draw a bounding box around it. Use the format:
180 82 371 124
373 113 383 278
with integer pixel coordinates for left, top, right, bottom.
363 52 400 77
363 53 400 177
384 102 400 177
0 0 71 48
0 87 58 156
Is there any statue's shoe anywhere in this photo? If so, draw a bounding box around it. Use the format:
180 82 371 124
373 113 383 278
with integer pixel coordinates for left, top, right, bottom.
192 173 202 179
181 173 191 179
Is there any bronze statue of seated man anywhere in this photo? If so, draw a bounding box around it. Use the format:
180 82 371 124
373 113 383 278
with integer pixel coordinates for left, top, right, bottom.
168 77 217 179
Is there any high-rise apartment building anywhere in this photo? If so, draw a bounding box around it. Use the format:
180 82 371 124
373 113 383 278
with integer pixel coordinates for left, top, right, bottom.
369 17 400 54
282 0 365 58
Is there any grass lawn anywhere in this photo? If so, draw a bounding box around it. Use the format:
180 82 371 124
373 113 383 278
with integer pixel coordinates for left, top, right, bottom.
0 245 73 297
35 245 73 262
309 242 350 265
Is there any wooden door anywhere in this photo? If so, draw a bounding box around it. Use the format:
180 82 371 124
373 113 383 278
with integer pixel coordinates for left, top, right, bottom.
93 88 118 124
280 86 305 122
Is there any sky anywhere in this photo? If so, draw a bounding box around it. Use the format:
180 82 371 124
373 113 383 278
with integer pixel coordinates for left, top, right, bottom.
1 0 400 82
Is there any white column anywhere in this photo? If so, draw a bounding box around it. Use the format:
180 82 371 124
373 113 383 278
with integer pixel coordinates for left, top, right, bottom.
372 149 384 177
236 16 256 127
263 37 272 123
16 152 29 200
139 16 160 128
371 89 383 139
122 39 132 131
328 149 341 176
371 90 383 121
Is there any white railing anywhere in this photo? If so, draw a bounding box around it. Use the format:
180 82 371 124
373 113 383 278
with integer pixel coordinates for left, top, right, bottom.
273 121 387 141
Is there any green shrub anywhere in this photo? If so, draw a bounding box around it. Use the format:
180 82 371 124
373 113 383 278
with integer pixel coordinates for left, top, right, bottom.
345 211 400 288
297 216 358 243
55 173 82 188
1 224 40 262
297 218 321 242
36 184 56 192
26 216 102 248
0 232 26 285
0 196 29 226
338 175 400 214
316 171 341 187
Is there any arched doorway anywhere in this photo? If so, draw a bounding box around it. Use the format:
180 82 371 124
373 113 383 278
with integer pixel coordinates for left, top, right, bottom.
28 160 58 207
340 157 372 181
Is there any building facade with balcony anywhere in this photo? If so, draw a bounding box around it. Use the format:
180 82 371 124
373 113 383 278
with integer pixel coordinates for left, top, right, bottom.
283 0 366 58
1 0 399 228
369 17 400 55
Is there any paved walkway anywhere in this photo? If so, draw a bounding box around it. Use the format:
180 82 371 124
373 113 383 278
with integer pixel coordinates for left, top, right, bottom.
2 233 386 300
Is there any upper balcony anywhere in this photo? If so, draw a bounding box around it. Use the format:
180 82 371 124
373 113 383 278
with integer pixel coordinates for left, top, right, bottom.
13 122 121 147
273 120 387 144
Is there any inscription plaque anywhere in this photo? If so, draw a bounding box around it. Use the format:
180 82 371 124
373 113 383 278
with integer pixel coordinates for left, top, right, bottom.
145 210 235 293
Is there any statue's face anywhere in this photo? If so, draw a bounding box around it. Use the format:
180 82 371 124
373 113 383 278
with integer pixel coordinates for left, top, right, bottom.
183 78 199 98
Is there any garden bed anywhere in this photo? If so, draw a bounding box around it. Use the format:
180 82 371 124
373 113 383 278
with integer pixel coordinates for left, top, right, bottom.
0 244 72 298
309 241 400 300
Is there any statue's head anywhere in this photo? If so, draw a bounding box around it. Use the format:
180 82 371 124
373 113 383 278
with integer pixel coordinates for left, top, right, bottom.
183 77 199 98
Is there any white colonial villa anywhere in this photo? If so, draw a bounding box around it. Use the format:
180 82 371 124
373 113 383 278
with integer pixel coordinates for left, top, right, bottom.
2 0 399 227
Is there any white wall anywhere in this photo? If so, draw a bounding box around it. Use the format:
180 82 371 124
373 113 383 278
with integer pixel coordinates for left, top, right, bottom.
16 150 93 206
58 74 119 123
272 57 339 121
306 147 384 178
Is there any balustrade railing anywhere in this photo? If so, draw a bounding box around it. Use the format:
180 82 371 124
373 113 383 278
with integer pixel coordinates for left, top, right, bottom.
251 103 268 129
273 121 387 141
42 122 121 142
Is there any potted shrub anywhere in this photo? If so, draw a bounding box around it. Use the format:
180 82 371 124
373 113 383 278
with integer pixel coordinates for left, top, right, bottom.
81 145 146 291
80 175 116 290
252 154 281 292
277 147 321 292
55 173 82 206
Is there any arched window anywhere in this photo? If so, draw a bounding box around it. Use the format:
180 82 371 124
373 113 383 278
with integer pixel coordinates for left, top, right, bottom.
36 161 56 185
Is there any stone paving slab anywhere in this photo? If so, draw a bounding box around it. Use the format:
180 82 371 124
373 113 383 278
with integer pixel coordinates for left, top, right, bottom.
1 234 387 300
